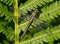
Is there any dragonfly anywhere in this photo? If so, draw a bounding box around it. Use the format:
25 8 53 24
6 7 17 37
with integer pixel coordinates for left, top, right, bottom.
20 9 39 39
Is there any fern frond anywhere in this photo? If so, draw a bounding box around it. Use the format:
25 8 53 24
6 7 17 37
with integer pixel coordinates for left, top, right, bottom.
5 27 15 41
39 1 60 23
0 3 13 22
19 0 54 15
0 25 15 41
18 0 60 33
29 0 60 30
20 25 60 44
0 0 14 6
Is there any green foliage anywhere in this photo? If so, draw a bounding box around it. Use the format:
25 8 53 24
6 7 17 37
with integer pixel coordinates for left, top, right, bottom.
19 0 54 15
0 3 13 22
20 25 60 44
0 23 15 41
0 0 14 6
39 1 60 23
0 0 60 44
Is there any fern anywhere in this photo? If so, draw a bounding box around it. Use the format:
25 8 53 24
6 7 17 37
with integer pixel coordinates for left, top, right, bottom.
0 3 13 22
18 1 60 32
19 0 54 15
20 25 60 44
0 0 14 6
0 0 60 44
0 25 15 41
39 0 60 23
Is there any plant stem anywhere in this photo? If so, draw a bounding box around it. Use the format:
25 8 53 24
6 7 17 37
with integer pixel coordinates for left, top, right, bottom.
14 0 19 44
